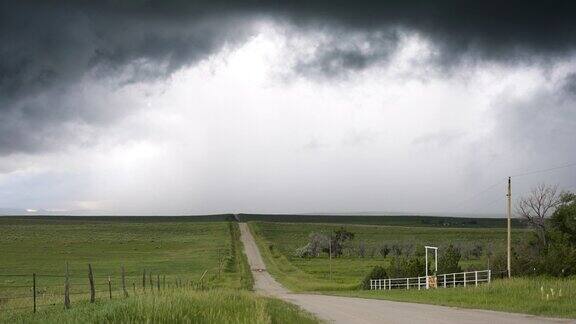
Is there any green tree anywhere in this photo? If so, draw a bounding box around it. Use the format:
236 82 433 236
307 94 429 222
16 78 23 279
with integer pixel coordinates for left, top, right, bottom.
324 227 355 257
549 192 576 246
438 244 462 274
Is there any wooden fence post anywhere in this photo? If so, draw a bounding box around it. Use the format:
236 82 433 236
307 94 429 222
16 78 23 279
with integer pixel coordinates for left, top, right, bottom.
122 265 129 298
108 276 112 299
88 264 95 303
64 262 70 309
33 273 36 313
142 269 146 291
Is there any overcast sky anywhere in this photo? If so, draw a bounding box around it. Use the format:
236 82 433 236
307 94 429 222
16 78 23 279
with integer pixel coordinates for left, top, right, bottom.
1 1 575 215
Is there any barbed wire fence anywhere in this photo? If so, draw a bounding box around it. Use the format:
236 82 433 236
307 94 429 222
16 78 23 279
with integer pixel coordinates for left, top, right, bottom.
0 263 213 315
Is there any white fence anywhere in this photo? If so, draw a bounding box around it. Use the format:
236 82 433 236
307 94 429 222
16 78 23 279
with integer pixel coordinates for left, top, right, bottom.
370 270 491 290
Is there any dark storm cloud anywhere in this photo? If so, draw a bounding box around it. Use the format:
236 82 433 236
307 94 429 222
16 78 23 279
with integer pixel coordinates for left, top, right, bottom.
290 29 400 79
0 1 255 155
2 0 576 155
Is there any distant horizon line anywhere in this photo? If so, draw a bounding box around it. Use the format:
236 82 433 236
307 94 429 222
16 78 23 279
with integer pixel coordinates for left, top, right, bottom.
0 210 505 218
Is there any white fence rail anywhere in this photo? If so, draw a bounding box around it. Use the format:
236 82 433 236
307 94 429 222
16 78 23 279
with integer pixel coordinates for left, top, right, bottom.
370 270 491 290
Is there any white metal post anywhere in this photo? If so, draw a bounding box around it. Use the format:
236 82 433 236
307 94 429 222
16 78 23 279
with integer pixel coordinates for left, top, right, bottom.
435 249 438 274
453 273 456 287
464 272 467 287
407 278 409 290
444 274 446 288
425 250 428 289
488 270 491 284
418 277 421 290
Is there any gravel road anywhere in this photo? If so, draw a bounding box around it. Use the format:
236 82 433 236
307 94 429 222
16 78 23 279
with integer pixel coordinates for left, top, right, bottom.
238 223 574 324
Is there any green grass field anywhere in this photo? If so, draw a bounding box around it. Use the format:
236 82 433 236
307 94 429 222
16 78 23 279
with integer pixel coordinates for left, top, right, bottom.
249 221 526 291
0 217 317 323
248 221 575 318
0 218 242 292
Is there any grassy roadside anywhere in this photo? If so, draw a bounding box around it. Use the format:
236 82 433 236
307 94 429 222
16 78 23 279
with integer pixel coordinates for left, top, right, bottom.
2 288 319 324
328 277 576 319
230 222 256 291
249 222 356 291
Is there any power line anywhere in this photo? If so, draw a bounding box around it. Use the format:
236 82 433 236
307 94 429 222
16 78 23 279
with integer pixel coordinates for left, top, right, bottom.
452 161 576 210
510 161 576 178
453 179 506 208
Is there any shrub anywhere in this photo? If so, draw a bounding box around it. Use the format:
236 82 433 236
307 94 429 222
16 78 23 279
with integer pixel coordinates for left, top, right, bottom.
378 244 390 258
387 256 425 278
358 241 367 258
361 265 387 290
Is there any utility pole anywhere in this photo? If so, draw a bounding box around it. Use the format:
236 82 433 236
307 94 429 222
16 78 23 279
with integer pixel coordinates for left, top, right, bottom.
507 176 512 278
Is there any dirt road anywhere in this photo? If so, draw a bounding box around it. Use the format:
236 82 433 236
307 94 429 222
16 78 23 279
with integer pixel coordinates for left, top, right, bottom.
238 223 573 324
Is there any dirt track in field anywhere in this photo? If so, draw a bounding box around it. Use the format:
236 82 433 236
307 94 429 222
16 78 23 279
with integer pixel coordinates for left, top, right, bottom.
238 223 573 324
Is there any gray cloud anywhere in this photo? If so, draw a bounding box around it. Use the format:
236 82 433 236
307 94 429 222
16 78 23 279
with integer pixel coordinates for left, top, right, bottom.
484 74 576 189
0 1 255 155
290 29 400 79
2 0 576 156
412 130 465 147
563 73 576 96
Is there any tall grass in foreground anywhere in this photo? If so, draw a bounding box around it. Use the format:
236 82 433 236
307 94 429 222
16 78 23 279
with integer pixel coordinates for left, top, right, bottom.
1 288 319 324
331 277 576 318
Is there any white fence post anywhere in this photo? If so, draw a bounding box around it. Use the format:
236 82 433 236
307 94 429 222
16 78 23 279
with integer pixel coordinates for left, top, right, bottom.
369 269 491 293
475 271 478 287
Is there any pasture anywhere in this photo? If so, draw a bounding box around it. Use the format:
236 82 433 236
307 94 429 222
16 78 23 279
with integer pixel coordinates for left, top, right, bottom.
249 221 527 291
0 217 316 323
248 221 576 318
